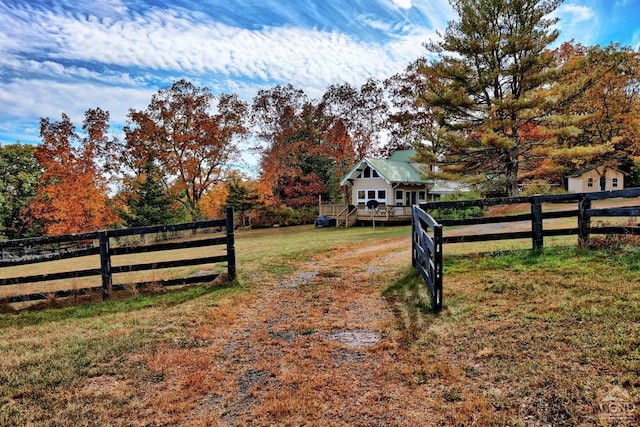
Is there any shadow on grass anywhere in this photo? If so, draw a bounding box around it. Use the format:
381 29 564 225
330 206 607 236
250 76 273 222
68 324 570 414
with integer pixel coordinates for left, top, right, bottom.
0 278 240 328
383 268 440 343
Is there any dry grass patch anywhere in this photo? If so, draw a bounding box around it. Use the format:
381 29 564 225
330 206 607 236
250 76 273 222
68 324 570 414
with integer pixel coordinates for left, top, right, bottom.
386 246 640 425
2 224 639 425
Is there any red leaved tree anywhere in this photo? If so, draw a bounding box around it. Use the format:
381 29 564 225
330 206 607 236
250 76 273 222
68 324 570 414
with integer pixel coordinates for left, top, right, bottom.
124 80 248 220
32 109 119 235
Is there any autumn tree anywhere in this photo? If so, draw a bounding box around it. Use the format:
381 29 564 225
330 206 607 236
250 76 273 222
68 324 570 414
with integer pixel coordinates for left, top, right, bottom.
413 0 567 196
124 79 248 220
252 85 328 207
198 182 230 220
32 109 119 235
0 143 42 239
318 79 388 163
544 43 640 184
253 82 386 206
384 58 436 157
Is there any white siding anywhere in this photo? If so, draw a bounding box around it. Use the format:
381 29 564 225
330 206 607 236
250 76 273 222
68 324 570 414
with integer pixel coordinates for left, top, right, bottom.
351 178 392 205
568 168 624 193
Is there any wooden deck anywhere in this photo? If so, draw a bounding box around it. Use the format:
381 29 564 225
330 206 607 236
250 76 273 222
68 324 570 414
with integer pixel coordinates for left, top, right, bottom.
319 204 413 227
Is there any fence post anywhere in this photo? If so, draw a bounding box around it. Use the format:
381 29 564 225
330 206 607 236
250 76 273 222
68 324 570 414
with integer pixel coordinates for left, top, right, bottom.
226 206 236 281
98 231 112 300
411 206 417 268
578 194 591 247
531 195 544 250
433 224 443 311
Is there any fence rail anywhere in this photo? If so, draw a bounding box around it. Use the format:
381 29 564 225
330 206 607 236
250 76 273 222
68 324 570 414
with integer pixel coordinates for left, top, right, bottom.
411 206 443 311
0 207 236 304
421 188 640 250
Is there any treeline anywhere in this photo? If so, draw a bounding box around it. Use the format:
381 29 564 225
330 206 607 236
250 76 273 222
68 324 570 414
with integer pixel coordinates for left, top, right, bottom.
2 0 640 239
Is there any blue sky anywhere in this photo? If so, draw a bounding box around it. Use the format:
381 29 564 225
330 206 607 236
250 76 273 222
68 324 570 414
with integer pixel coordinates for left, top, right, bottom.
1 0 639 165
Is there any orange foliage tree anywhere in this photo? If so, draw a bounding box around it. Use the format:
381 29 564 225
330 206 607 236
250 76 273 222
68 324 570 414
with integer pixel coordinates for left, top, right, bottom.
198 182 230 220
124 80 248 220
32 109 119 235
547 43 640 180
252 82 386 207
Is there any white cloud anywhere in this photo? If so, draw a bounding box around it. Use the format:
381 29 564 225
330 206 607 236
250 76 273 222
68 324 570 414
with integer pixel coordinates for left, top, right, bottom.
0 79 154 134
559 4 596 22
1 5 431 89
391 0 414 9
0 0 446 149
410 0 455 31
553 3 599 45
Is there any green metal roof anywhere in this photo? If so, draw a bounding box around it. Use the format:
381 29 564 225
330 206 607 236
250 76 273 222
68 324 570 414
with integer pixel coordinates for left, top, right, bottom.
388 149 418 163
366 158 427 184
340 150 430 186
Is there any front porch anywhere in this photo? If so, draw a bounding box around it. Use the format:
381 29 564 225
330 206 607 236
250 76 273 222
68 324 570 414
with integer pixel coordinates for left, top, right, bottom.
319 204 413 227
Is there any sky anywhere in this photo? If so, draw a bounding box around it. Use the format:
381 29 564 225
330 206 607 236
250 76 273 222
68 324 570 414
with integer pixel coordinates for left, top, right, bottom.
1 0 639 171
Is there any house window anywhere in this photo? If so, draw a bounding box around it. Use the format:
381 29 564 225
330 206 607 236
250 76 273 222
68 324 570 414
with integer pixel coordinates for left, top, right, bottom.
404 191 418 206
396 190 403 204
395 190 423 206
357 189 387 205
587 177 594 188
361 166 379 179
612 178 619 188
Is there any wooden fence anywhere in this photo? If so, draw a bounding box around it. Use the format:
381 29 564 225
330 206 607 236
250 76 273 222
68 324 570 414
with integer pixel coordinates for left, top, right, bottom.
411 206 443 311
421 188 640 250
412 188 640 311
0 207 236 304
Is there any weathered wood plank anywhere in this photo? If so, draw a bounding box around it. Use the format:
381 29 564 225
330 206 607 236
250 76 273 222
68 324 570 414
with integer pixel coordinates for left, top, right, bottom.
586 207 640 217
542 210 579 220
3 286 103 303
591 226 640 235
113 273 222 291
110 255 228 274
0 231 98 249
442 230 532 244
0 268 100 287
438 213 531 227
414 207 440 228
542 227 580 237
0 247 100 268
585 188 640 201
106 219 226 238
109 237 227 256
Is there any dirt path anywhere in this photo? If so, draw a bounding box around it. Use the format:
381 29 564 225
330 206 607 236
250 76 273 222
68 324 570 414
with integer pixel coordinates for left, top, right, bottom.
129 235 459 426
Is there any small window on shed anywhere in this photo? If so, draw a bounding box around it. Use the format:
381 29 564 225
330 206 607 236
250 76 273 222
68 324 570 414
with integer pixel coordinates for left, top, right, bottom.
612 177 619 188
587 177 594 188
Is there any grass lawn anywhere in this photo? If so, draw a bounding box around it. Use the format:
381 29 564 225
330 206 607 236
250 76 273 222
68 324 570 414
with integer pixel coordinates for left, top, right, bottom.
0 224 638 425
386 245 640 425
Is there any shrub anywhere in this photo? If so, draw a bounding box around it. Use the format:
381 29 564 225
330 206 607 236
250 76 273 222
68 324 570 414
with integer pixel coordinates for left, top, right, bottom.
519 180 566 196
430 191 486 220
586 218 640 251
252 205 318 228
